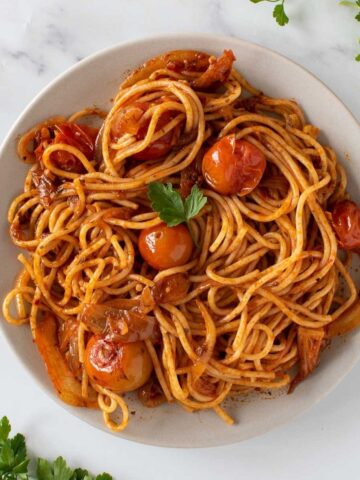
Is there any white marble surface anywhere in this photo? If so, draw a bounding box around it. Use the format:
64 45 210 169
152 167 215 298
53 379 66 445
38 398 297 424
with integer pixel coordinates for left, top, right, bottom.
1 0 360 478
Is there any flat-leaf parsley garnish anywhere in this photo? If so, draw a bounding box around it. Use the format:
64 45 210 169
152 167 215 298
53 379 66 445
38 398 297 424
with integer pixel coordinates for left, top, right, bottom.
148 182 207 228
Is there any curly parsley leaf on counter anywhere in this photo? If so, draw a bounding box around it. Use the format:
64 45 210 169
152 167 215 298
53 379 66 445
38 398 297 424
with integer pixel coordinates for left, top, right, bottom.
0 416 113 480
250 0 289 26
148 182 207 227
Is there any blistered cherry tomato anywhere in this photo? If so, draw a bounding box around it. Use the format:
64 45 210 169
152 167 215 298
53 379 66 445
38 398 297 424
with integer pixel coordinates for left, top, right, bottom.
55 123 98 158
331 200 360 250
111 103 148 137
84 335 153 392
111 101 179 161
133 109 179 161
52 123 98 172
33 123 98 173
202 135 266 195
138 223 193 270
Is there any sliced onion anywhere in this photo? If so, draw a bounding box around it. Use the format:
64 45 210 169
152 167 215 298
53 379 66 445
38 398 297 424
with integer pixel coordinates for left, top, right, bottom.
327 299 360 338
152 273 190 304
35 313 97 408
289 326 324 393
94 123 104 164
138 376 166 408
121 50 210 89
191 49 236 90
80 303 158 343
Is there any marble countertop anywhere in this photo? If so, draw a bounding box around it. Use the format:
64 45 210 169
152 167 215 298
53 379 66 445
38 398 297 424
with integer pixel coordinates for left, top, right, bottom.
1 0 360 479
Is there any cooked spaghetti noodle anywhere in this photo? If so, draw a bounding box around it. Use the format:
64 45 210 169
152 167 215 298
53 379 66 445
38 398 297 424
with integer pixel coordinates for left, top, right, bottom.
3 49 360 432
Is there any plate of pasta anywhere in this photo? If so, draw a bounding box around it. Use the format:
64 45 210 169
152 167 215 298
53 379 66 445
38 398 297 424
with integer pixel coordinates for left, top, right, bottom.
1 34 360 447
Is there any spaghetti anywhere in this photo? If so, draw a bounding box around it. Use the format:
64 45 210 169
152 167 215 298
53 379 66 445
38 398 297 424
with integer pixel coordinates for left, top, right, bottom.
3 49 360 432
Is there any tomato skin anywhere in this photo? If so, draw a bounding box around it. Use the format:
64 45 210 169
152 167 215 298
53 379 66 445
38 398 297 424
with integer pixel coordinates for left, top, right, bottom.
33 123 98 173
138 223 193 270
55 123 98 158
331 200 360 250
52 150 85 173
111 101 179 161
133 109 179 161
50 123 98 173
202 135 266 196
111 102 148 138
84 335 153 392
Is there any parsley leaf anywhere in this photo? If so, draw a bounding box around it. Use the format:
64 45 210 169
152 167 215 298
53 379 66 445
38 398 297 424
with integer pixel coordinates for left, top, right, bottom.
0 417 29 480
71 468 90 480
339 0 360 58
0 417 11 445
36 457 112 480
0 417 113 480
71 468 112 480
184 185 208 220
339 1 358 6
250 0 289 26
37 457 73 480
273 2 289 26
253 0 360 61
148 182 207 227
147 182 186 227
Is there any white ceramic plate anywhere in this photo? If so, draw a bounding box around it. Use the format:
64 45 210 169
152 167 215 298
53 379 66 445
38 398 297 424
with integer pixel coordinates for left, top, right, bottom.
1 34 360 448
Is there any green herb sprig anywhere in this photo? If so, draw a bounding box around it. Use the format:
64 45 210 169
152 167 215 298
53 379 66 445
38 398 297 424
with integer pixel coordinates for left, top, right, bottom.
0 416 112 480
250 0 360 60
148 182 207 228
0 416 29 480
339 0 360 60
250 0 289 27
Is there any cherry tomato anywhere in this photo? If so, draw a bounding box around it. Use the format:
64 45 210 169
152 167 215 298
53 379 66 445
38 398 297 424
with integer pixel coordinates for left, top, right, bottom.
111 101 179 161
52 123 98 173
138 223 193 270
111 103 148 137
202 135 266 195
84 335 153 392
331 200 360 250
133 109 179 161
51 150 85 173
55 123 98 158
